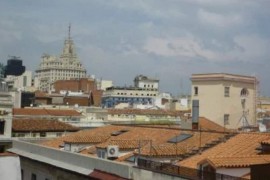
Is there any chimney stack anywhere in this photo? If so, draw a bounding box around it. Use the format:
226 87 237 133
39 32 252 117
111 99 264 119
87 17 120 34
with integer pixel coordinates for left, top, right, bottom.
192 100 199 130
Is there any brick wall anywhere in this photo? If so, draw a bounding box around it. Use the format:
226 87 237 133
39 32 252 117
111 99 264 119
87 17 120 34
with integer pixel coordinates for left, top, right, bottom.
54 78 96 93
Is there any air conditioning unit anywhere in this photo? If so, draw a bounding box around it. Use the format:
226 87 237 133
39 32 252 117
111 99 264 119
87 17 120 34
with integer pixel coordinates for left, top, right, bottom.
107 145 119 158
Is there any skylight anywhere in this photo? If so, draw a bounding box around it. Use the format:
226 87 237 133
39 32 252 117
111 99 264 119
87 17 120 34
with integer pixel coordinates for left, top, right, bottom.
111 129 129 136
167 133 193 143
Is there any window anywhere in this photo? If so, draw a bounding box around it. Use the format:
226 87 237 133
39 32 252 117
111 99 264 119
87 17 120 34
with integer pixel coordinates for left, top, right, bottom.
0 120 5 134
240 88 249 97
40 132 46 137
224 87 230 97
224 114 230 125
21 169 24 180
23 76 27 86
97 150 106 159
31 173 36 180
194 86 198 96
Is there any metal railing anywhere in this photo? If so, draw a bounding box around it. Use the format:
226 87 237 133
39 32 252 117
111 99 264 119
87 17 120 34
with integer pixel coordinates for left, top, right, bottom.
137 158 248 180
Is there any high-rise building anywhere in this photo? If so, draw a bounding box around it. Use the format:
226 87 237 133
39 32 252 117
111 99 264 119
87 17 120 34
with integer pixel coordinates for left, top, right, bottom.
4 56 25 77
35 25 87 92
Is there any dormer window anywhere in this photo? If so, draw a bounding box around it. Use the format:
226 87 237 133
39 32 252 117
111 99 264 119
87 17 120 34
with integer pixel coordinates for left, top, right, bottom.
64 143 71 151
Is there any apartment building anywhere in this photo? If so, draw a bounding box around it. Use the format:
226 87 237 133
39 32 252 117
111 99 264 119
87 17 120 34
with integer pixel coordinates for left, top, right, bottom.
0 79 13 152
5 70 33 91
102 75 159 108
191 73 257 129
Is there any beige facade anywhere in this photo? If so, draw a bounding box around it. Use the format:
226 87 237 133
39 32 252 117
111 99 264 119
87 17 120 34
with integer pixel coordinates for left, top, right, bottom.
35 27 86 92
191 73 257 129
5 70 33 91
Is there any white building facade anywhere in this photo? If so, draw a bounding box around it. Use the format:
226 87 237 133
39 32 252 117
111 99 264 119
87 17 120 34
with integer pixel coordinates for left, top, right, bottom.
5 70 33 91
102 75 159 108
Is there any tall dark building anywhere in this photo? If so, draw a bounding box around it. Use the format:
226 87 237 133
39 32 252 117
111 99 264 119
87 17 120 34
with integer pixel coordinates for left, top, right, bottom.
4 56 25 77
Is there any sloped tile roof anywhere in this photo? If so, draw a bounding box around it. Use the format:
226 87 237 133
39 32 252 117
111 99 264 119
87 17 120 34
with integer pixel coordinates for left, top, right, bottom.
13 108 81 117
199 117 228 132
42 125 127 148
12 119 79 132
42 121 226 158
199 155 270 168
178 133 270 169
261 138 270 145
137 130 225 157
96 139 150 149
89 169 129 180
64 135 110 144
108 108 189 116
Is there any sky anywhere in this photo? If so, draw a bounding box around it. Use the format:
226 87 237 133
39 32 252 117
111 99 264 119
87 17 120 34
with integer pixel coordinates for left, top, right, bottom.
0 0 270 96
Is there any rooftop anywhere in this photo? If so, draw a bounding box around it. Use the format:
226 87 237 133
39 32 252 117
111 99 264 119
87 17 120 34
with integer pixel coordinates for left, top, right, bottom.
12 119 80 132
191 73 257 84
13 108 81 117
42 117 229 159
108 108 189 116
178 133 270 169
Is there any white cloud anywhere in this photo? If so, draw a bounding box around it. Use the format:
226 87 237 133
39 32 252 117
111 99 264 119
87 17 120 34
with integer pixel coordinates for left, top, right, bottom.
229 35 270 61
143 34 270 63
198 9 242 28
143 36 219 60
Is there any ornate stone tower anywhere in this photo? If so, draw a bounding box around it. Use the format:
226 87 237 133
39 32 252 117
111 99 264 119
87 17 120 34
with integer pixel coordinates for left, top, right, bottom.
35 25 87 92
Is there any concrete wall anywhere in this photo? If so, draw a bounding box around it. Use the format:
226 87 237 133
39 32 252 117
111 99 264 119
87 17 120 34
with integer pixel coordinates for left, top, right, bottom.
217 167 250 177
21 157 90 180
9 140 132 179
8 140 191 180
0 156 21 180
132 167 186 180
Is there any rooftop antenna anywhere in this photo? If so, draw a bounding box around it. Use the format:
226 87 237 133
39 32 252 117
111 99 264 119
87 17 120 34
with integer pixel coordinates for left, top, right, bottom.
237 89 250 131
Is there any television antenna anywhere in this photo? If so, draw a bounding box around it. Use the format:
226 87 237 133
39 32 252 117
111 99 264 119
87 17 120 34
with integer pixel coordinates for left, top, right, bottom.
237 95 250 131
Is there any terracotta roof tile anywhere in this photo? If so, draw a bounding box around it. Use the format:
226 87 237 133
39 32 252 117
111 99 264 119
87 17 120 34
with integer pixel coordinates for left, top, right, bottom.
178 133 270 169
42 124 226 158
42 125 127 148
199 117 229 132
12 119 80 132
96 139 150 149
64 135 110 144
13 108 81 117
138 131 225 157
199 155 270 168
108 108 189 117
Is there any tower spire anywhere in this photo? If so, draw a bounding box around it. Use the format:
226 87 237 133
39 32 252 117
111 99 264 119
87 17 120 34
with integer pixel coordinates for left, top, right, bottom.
68 23 71 40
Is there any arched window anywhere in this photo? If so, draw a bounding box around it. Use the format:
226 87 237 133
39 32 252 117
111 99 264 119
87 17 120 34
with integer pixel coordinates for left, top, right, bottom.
240 88 249 97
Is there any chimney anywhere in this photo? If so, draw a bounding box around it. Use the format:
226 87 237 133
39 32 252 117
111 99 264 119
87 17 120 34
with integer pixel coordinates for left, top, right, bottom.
192 100 199 130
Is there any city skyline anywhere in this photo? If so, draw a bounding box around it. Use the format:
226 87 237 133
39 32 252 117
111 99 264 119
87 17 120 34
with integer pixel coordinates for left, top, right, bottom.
0 0 270 96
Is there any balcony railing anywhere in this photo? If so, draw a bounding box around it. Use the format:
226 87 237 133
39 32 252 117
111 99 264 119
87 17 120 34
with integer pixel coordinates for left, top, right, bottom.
137 158 248 180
